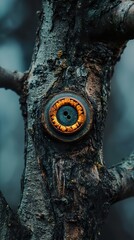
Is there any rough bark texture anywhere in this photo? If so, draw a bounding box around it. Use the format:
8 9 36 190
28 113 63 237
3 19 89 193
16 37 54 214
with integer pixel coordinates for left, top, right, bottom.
0 0 134 240
109 153 134 203
0 191 31 240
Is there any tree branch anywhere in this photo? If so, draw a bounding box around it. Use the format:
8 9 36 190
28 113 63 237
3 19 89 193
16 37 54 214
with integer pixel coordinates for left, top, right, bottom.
0 66 27 95
0 191 11 239
108 153 134 204
0 190 31 239
100 1 134 39
83 0 134 40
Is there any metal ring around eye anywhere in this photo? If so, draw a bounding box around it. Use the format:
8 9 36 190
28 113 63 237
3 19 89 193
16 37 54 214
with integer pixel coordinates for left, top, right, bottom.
42 92 93 142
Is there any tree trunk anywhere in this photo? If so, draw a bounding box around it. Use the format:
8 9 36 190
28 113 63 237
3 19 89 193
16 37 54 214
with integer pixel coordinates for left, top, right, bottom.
1 0 134 239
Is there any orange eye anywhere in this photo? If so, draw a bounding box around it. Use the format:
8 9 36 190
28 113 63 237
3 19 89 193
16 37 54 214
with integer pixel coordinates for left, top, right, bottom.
43 92 93 142
49 98 86 134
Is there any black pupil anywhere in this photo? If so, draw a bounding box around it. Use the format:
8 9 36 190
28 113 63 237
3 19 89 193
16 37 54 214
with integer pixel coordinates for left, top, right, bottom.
64 111 68 116
57 105 78 126
63 111 71 120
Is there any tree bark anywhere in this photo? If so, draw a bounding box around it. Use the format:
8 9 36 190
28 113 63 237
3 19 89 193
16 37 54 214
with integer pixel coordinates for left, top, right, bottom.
0 67 27 95
0 191 31 240
0 0 134 239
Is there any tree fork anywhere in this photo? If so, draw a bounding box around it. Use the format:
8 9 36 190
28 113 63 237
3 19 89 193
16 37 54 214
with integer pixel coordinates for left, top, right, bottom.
0 0 134 239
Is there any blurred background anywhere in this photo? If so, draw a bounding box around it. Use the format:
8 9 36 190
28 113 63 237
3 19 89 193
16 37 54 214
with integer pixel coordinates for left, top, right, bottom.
0 1 134 239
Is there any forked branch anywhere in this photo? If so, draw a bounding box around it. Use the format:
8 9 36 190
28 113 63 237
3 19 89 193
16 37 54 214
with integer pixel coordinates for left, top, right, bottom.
84 0 134 40
0 66 27 95
100 1 134 39
109 153 134 204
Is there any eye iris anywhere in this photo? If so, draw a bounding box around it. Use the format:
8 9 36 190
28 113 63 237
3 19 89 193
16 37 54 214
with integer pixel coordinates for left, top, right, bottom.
43 92 93 142
57 105 78 126
49 98 86 134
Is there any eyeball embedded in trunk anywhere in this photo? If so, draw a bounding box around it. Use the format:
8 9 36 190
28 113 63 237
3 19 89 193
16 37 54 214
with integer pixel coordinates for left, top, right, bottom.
42 92 93 142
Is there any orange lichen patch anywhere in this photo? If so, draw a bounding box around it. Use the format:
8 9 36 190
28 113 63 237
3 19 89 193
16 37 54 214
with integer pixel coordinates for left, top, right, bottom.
57 50 63 58
95 162 103 170
49 97 86 134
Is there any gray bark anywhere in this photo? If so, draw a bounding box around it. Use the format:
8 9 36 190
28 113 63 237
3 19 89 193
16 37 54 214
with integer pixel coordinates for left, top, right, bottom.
0 191 31 240
0 67 27 95
109 153 134 203
0 0 134 239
